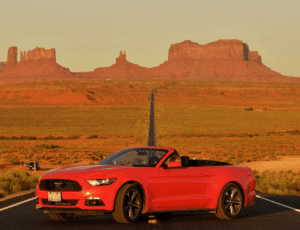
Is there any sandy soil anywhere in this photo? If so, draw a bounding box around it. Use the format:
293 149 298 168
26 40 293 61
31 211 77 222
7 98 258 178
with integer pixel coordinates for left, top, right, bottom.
240 156 300 172
0 80 300 110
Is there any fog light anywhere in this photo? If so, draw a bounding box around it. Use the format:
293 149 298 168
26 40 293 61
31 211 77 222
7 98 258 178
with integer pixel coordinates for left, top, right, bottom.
90 200 98 206
85 197 104 206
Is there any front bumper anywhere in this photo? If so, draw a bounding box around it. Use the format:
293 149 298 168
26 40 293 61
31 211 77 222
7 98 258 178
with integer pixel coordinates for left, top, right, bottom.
36 176 119 212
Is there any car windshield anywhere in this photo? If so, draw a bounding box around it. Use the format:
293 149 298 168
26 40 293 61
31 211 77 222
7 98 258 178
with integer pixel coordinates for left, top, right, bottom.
98 148 168 167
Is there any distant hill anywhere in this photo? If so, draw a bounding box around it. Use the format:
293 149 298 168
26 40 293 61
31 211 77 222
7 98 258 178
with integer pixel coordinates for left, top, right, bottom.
0 40 299 84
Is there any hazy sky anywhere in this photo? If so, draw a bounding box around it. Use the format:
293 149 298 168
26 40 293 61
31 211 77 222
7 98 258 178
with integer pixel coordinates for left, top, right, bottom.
0 0 299 77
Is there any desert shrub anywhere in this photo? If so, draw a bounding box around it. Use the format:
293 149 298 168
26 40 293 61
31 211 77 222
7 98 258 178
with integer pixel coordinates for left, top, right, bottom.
87 135 98 139
60 161 68 166
10 136 37 140
289 130 300 135
0 189 7 198
254 170 300 196
8 157 20 165
36 144 62 149
43 136 64 140
44 155 52 160
20 136 37 140
89 156 100 161
35 155 42 160
93 151 105 158
0 169 39 198
84 154 91 159
49 159 56 163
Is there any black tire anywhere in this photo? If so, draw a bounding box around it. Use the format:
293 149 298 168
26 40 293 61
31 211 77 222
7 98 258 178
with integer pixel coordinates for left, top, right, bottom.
112 184 142 223
215 183 243 220
47 213 74 221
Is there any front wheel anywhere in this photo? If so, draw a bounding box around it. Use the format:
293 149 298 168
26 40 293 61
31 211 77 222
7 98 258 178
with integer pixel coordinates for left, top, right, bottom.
112 184 142 223
47 213 74 221
216 183 243 220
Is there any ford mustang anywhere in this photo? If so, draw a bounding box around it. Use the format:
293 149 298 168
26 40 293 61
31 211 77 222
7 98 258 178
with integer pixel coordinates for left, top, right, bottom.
35 146 256 223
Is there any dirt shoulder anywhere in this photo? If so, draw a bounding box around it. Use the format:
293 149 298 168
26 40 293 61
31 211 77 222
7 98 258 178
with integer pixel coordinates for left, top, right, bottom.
240 156 300 173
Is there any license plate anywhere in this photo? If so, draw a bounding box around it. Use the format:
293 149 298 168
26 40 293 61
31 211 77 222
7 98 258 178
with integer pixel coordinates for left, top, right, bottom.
48 192 61 202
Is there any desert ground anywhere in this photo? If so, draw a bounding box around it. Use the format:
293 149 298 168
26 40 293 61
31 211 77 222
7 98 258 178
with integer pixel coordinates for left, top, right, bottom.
0 80 300 195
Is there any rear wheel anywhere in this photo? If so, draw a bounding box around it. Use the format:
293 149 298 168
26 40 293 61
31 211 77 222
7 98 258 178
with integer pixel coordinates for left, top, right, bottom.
112 184 142 223
216 183 243 220
47 213 74 221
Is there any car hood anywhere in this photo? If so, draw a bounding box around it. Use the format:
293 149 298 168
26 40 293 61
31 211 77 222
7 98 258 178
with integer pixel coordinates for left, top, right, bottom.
42 165 134 179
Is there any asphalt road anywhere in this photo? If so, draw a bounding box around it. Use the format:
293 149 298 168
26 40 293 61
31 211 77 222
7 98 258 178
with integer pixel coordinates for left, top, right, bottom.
1 191 300 230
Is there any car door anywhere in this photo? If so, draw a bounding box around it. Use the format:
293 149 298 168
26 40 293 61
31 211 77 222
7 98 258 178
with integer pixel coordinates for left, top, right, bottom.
148 165 214 211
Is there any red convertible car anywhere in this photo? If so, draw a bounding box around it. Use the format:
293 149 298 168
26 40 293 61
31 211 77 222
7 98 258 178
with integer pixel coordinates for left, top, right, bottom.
35 147 256 223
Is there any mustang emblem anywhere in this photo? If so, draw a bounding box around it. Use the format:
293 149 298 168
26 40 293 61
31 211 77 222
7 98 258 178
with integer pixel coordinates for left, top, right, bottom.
54 181 64 188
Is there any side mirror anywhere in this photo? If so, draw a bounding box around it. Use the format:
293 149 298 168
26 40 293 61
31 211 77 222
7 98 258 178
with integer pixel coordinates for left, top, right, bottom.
167 162 182 168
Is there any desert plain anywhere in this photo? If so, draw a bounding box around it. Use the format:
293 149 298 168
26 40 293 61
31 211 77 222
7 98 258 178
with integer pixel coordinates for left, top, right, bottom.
0 80 300 188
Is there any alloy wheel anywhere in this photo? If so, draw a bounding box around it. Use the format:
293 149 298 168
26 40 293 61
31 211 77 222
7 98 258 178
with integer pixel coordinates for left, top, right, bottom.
124 189 141 219
224 188 242 216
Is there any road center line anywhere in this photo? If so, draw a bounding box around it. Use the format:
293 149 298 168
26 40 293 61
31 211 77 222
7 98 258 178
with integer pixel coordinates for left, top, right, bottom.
256 195 300 213
0 197 36 212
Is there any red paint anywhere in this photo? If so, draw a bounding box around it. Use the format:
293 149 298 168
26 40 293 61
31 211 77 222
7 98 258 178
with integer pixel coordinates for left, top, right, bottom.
36 146 256 214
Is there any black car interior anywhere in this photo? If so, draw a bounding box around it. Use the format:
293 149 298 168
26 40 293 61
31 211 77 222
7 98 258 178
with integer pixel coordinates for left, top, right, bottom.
180 156 231 167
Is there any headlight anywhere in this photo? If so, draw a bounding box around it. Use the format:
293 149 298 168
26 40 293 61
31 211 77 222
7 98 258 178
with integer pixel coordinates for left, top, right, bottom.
86 178 117 186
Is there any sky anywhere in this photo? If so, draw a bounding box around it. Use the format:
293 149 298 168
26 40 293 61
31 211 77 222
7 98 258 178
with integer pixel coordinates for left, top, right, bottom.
0 0 299 77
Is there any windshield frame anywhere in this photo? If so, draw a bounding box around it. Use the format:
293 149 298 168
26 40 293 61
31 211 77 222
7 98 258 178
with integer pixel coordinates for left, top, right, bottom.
97 148 169 167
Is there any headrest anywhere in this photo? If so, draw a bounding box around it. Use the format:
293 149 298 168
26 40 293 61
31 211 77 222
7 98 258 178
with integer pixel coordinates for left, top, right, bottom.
181 156 190 166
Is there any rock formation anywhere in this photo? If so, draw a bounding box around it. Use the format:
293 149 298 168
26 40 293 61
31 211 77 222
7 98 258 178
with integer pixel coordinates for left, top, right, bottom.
93 40 296 82
26 47 56 63
20 51 26 64
0 46 72 84
0 62 6 72
6 47 18 67
0 39 299 84
93 50 147 80
116 51 126 63
168 40 262 63
249 51 262 63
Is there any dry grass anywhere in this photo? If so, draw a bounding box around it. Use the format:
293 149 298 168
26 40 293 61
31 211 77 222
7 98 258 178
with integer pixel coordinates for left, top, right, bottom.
254 170 300 195
0 169 39 198
0 105 299 171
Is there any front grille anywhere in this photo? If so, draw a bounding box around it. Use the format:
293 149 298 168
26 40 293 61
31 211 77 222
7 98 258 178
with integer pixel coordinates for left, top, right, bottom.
39 179 82 191
42 199 79 206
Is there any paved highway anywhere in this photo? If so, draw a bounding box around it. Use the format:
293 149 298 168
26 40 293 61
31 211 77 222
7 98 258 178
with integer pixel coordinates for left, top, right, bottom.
1 191 300 230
